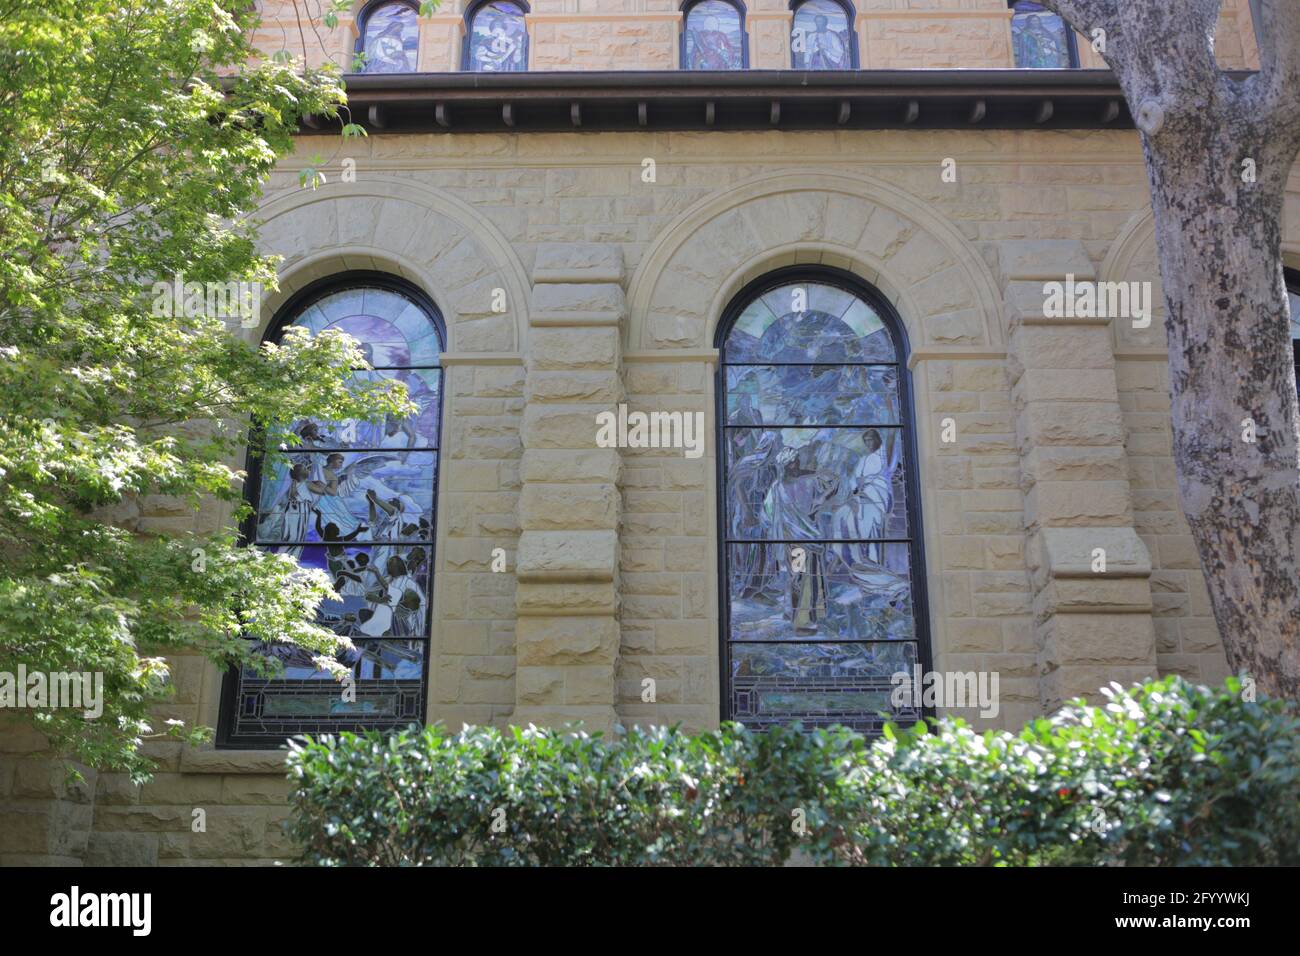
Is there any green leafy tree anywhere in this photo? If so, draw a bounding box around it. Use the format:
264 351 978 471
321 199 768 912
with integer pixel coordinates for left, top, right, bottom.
0 0 414 781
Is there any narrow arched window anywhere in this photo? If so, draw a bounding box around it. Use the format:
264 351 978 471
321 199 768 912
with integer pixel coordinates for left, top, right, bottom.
1009 1 1077 68
682 0 747 71
218 275 444 747
464 0 529 72
790 0 856 70
717 269 929 734
356 0 420 74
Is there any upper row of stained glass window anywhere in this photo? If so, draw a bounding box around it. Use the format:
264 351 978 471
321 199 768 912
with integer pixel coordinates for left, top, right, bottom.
354 0 1077 74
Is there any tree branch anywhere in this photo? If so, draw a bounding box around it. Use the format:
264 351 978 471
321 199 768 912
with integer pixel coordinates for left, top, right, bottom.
1254 0 1300 129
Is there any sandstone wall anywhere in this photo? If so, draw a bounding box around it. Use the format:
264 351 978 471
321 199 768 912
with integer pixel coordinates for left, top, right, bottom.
14 114 1300 864
249 0 1260 73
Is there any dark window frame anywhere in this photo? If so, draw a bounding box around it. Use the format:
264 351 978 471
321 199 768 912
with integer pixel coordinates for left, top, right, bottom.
680 0 750 71
788 0 859 71
216 271 446 749
713 264 934 732
353 0 422 74
461 0 531 72
1008 0 1080 69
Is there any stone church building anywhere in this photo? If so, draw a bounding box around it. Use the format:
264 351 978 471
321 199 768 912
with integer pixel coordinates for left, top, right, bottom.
3 0 1291 864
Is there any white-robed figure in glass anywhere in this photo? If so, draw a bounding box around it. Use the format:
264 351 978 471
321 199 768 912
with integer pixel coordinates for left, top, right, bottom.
831 428 892 566
259 459 317 558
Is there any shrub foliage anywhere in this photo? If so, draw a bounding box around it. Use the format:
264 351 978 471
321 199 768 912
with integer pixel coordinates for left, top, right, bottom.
285 677 1300 866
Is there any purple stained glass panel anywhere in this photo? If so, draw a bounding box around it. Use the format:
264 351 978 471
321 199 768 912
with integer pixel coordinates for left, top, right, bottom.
468 2 528 72
362 2 419 73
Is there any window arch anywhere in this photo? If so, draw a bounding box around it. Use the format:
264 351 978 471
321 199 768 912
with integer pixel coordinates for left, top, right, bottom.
790 0 856 70
463 0 529 72
681 0 747 71
355 0 420 74
716 267 930 734
218 273 444 747
1009 1 1078 68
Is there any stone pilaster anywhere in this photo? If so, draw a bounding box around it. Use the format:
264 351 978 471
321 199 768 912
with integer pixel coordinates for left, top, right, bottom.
1002 241 1159 710
513 243 625 732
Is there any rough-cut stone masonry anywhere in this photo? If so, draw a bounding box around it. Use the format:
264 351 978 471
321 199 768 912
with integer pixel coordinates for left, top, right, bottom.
0 0 1278 865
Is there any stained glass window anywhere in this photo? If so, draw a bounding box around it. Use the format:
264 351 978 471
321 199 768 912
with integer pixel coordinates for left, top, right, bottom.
465 1 528 72
720 275 926 734
790 0 854 71
1009 1 1076 69
221 280 443 746
683 0 746 71
359 1 419 73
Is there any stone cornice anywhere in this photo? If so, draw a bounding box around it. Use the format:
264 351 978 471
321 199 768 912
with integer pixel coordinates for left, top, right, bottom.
283 68 1215 133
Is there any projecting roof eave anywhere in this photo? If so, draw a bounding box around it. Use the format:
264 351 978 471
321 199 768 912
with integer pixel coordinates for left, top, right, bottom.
288 68 1247 134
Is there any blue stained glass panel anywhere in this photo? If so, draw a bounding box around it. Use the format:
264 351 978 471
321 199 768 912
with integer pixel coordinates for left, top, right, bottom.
362 3 419 73
724 427 909 541
791 0 852 71
1011 1 1073 69
468 2 528 72
256 451 436 545
684 1 744 70
726 364 900 426
269 368 442 452
267 544 432 638
725 282 894 363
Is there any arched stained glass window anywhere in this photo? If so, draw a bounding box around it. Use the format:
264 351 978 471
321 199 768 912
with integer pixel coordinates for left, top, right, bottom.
682 0 747 71
1009 1 1077 68
464 0 529 72
790 0 855 71
219 275 444 747
718 269 928 734
357 0 420 74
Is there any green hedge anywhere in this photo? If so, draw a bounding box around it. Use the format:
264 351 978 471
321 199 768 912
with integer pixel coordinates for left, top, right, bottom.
284 676 1300 866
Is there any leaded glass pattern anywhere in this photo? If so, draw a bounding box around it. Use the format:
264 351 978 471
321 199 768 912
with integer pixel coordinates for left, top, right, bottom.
360 2 419 73
225 283 442 745
790 0 853 71
721 277 923 734
1010 1 1074 69
467 1 528 72
683 1 745 71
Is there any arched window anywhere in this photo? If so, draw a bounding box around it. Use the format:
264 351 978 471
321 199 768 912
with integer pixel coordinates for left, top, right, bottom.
218 274 444 747
463 0 529 72
1009 1 1077 68
717 268 929 734
356 0 420 73
790 0 856 70
682 0 747 71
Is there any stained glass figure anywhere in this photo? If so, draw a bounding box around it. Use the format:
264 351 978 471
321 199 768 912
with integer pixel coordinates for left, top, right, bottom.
360 2 419 73
224 281 442 745
683 0 745 71
1010 1 1075 69
467 1 528 72
790 0 853 71
721 277 923 734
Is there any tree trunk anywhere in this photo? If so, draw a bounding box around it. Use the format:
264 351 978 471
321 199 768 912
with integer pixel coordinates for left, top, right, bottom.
1042 0 1300 697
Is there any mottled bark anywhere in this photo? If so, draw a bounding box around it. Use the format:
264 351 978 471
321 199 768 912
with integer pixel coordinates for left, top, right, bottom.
1042 0 1300 697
